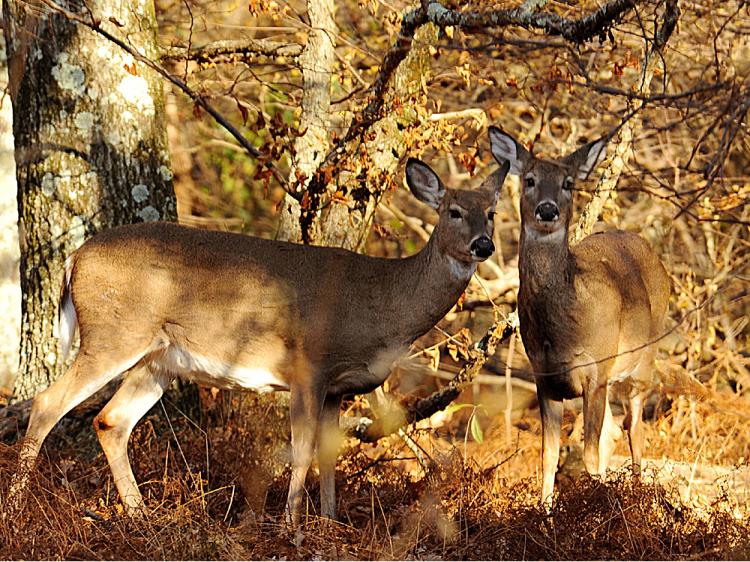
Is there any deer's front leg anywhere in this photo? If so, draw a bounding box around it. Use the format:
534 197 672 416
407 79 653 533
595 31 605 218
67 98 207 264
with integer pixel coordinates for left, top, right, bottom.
317 394 342 521
537 383 563 506
285 382 325 527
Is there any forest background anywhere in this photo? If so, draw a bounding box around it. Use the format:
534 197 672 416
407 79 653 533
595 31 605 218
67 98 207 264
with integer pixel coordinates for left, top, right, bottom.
0 0 749 558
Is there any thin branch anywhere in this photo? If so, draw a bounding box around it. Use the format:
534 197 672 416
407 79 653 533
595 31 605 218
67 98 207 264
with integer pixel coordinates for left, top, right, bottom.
37 0 294 198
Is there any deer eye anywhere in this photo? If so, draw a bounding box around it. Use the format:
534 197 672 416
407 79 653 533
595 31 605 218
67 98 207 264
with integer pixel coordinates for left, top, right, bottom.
487 211 495 221
563 177 574 191
525 176 535 189
449 209 462 220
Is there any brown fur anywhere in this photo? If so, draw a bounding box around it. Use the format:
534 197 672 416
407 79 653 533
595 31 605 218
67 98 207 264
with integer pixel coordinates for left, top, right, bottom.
8 158 509 526
490 126 670 504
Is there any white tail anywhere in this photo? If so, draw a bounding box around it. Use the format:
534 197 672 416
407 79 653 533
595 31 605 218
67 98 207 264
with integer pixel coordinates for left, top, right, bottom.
58 256 77 360
8 156 510 525
489 126 670 505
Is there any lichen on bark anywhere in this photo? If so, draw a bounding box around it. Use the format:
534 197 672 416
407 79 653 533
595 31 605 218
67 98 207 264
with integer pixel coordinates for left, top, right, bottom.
3 0 176 399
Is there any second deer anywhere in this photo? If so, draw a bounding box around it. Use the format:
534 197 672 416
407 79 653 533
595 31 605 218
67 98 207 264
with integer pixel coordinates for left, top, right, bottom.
489 126 670 505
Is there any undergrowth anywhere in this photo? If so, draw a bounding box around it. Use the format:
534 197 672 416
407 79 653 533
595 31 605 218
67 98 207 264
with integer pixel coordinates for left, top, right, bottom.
1 390 749 560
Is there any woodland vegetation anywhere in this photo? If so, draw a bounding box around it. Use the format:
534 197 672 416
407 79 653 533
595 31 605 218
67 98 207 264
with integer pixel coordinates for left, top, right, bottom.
0 0 749 559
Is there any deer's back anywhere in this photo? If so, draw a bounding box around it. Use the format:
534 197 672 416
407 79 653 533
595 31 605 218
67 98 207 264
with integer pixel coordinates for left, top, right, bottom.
65 222 441 389
570 230 669 386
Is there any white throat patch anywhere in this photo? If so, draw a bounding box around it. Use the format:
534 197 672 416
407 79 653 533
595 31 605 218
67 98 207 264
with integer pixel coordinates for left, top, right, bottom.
447 256 477 280
523 224 567 243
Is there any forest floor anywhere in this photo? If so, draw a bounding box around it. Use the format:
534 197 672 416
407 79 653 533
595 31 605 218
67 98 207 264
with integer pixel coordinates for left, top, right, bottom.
1 382 749 560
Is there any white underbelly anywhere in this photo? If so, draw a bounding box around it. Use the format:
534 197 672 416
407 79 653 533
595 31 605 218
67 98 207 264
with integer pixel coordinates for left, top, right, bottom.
149 344 289 393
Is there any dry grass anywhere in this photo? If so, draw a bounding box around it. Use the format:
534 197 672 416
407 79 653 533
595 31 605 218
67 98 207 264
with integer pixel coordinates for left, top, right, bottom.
2 387 750 560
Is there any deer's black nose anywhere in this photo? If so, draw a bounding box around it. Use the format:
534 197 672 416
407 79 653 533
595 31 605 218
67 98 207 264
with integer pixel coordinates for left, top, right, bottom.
470 236 495 259
535 201 559 223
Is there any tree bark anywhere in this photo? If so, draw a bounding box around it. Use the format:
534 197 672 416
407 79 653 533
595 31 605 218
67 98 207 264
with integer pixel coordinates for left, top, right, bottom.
276 0 336 243
313 23 438 251
3 0 176 400
0 30 21 395
279 3 438 252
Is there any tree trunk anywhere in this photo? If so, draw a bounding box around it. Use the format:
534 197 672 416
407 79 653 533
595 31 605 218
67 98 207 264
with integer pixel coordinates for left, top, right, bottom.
0 29 21 396
278 8 438 251
276 0 336 244
3 0 176 400
314 23 438 251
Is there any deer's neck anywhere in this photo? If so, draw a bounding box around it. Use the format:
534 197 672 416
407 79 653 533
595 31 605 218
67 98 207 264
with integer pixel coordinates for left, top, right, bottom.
396 228 475 343
518 224 577 361
519 225 574 295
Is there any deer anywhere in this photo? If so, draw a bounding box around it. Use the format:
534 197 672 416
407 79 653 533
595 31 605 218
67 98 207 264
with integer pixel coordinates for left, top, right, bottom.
6 156 510 526
488 126 670 505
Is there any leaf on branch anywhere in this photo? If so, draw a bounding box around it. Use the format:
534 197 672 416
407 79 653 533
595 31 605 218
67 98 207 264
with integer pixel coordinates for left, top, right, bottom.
331 191 349 204
192 101 203 119
447 328 473 362
423 347 441 372
443 403 474 416
236 99 249 124
459 151 477 175
300 191 311 211
455 291 466 311
469 413 484 443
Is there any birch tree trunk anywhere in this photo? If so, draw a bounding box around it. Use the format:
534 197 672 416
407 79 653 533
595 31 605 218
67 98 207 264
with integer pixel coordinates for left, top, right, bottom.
3 0 176 400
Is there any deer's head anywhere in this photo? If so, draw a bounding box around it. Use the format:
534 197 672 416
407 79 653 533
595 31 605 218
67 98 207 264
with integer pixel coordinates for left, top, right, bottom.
488 126 606 240
405 157 509 267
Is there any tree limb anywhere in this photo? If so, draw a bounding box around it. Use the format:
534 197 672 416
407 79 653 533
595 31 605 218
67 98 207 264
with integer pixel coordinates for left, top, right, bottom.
162 39 303 65
423 0 637 42
37 0 294 198
346 315 518 442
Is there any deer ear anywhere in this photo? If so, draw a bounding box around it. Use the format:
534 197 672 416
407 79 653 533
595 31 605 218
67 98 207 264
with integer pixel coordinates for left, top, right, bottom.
405 158 445 210
489 126 530 176
481 159 510 203
564 138 607 179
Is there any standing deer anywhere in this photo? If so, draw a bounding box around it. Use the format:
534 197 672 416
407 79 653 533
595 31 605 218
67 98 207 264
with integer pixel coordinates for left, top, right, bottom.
488 126 670 505
7 156 509 526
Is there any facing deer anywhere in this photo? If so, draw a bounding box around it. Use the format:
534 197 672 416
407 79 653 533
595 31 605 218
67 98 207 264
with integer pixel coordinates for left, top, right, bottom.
488 126 670 505
7 156 509 526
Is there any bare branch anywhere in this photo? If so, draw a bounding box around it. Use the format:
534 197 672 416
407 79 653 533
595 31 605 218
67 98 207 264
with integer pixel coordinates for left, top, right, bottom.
37 0 294 198
423 0 638 43
162 39 303 65
347 315 517 442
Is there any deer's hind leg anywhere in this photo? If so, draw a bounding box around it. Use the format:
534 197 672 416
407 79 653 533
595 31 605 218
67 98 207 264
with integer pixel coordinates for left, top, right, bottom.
285 379 326 527
7 348 145 514
317 394 342 521
622 352 655 477
94 363 172 515
581 361 622 477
